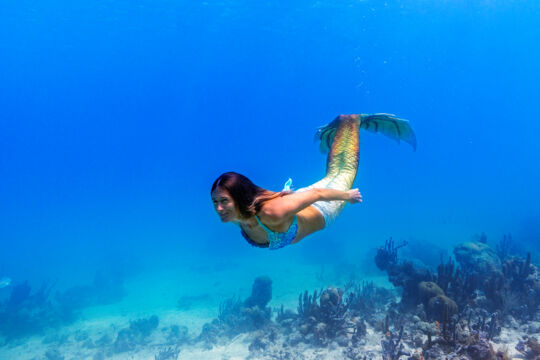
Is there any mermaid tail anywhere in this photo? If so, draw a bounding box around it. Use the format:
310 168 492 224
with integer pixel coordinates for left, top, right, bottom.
311 114 361 191
314 113 416 186
301 114 416 226
315 113 417 153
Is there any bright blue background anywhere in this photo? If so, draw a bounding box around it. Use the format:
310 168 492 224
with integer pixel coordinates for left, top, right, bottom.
1 1 539 286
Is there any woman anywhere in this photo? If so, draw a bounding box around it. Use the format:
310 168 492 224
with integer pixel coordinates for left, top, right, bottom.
211 114 416 250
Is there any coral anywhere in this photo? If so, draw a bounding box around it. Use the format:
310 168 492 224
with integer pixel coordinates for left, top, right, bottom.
297 289 321 319
435 259 456 294
375 240 432 310
516 338 540 359
276 305 296 324
154 346 180 360
244 276 272 309
496 234 514 261
0 270 127 342
130 315 160 338
375 238 408 271
248 326 279 354
427 295 458 320
0 280 63 341
453 241 502 276
464 337 494 360
165 324 189 345
347 281 396 315
401 238 449 270
434 258 479 311
197 277 274 349
296 287 351 346
55 270 126 322
497 253 540 321
113 315 159 353
197 320 221 349
482 272 506 313
343 348 368 360
418 282 444 305
381 326 410 360
422 343 445 359
503 253 533 291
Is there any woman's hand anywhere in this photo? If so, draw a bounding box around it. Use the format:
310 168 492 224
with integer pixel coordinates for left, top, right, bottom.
346 189 363 204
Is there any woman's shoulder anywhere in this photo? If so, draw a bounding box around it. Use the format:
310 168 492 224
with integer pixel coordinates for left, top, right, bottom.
258 200 292 225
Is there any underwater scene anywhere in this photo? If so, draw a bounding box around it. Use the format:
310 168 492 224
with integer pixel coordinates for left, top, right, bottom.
1 0 540 359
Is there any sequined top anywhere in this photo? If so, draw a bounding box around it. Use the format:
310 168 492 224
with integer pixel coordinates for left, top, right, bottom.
240 215 298 250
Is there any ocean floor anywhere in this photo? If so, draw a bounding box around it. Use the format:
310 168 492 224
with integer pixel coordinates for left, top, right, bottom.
0 254 387 359
0 246 539 360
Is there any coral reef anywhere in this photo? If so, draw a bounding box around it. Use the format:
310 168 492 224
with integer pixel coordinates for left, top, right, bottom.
196 276 273 349
113 315 160 353
381 327 410 360
375 238 432 310
295 287 352 346
0 280 62 341
516 337 540 359
2 234 539 360
194 275 395 359
453 241 501 277
154 346 180 360
374 236 540 360
496 234 515 262
0 268 126 342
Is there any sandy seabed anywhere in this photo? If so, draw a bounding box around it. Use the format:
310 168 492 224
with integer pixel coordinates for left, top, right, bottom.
0 256 530 359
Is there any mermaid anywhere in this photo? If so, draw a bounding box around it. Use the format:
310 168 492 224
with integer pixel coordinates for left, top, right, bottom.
211 114 416 250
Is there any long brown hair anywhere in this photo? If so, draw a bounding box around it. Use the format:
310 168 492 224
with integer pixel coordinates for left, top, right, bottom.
211 172 288 219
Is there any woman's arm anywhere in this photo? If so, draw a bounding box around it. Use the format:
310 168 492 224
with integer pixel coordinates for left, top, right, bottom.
317 188 362 203
261 188 362 221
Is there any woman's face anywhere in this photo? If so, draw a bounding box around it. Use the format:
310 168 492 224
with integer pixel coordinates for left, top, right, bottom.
211 187 237 223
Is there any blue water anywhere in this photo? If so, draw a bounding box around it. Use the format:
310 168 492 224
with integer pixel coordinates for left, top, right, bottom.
1 0 539 356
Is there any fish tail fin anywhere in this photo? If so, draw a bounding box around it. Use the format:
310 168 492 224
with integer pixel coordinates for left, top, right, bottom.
314 113 417 152
359 113 417 150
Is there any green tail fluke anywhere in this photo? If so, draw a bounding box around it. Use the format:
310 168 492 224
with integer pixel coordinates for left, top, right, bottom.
315 113 417 153
303 114 416 225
